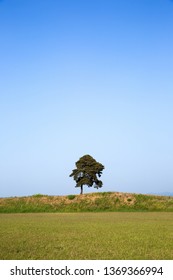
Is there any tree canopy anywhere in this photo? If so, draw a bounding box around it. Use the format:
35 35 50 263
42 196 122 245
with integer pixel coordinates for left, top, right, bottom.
69 154 104 194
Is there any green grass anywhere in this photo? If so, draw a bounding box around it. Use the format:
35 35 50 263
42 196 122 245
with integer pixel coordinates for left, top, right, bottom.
1 192 173 213
0 212 173 260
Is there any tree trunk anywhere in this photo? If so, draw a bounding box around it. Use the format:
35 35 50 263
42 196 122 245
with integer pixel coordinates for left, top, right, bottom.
80 185 83 195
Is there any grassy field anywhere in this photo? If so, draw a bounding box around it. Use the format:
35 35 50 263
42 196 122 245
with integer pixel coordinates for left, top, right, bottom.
0 212 173 260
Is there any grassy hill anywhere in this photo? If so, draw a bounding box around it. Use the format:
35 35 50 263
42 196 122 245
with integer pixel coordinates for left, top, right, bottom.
1 192 173 213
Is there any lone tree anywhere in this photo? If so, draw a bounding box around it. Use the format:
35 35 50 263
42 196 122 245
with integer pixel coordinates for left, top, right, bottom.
69 154 104 195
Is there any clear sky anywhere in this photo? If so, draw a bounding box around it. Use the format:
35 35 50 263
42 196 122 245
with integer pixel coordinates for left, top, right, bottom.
0 0 173 197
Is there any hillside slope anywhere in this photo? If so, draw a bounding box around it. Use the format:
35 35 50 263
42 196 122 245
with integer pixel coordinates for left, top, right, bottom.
1 192 173 212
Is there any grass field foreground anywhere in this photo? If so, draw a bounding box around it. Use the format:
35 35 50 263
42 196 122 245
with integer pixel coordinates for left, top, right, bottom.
0 212 173 260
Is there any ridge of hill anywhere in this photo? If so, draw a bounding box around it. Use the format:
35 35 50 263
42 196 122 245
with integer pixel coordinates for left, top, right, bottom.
0 192 173 213
149 192 173 197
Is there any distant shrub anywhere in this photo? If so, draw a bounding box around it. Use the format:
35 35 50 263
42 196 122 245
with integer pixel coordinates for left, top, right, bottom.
67 195 76 200
32 194 45 198
114 197 120 203
100 192 113 196
127 198 132 202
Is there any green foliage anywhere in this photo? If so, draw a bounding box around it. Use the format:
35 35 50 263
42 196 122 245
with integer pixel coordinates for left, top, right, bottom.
67 195 76 200
32 194 46 198
69 154 104 194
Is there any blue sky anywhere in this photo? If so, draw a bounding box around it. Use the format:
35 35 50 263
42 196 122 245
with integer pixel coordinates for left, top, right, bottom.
0 0 173 197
